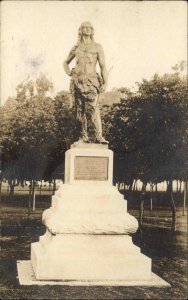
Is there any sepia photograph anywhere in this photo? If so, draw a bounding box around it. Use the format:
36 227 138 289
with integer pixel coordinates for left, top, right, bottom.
0 0 187 299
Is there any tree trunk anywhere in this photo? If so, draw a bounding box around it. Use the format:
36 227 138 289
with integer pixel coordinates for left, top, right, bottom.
32 185 36 211
166 180 169 192
28 182 32 217
132 180 136 191
21 180 24 188
179 181 182 193
128 179 133 191
171 195 176 232
183 181 187 216
9 184 14 195
139 182 147 228
150 183 153 211
40 180 42 195
135 180 138 191
9 180 15 195
52 179 56 195
168 180 176 232
132 179 138 191
133 179 138 191
7 182 9 193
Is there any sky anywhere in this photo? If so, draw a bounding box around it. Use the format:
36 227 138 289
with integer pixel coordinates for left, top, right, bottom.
1 0 187 104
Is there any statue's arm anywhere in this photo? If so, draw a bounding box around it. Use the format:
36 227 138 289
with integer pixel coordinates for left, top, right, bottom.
63 46 76 76
97 44 108 91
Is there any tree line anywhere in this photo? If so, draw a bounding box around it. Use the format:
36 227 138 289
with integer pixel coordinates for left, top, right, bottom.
1 64 187 229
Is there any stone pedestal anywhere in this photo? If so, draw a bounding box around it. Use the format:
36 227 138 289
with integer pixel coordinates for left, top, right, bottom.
65 141 113 184
30 141 167 284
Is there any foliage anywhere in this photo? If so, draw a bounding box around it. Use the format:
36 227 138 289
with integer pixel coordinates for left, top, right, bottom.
1 67 187 187
1 75 56 181
103 71 188 185
44 91 79 180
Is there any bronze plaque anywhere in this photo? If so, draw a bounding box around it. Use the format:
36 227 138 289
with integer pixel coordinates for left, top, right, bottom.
74 156 108 180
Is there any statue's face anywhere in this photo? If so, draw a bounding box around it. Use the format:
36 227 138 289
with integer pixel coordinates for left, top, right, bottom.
82 25 92 36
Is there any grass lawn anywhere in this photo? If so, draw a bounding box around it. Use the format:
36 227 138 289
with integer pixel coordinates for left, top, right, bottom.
0 196 187 299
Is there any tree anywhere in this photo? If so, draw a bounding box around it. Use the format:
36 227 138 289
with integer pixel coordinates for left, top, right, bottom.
103 70 187 231
44 91 79 180
36 73 53 97
1 75 56 213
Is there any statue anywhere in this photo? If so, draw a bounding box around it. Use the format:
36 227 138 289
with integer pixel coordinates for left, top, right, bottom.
63 21 108 144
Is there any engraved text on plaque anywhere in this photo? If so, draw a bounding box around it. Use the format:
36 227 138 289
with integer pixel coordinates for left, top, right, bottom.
74 156 108 180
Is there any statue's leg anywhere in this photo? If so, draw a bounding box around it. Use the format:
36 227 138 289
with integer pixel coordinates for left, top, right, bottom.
81 113 89 142
76 97 89 142
90 102 102 139
89 97 108 144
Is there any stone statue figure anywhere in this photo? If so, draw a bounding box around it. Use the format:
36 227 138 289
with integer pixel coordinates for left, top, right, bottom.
63 21 108 144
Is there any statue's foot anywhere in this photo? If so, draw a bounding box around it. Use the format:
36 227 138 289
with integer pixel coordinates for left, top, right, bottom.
96 136 109 144
81 135 90 143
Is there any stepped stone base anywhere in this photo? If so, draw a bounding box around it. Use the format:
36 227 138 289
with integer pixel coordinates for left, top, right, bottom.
31 233 151 281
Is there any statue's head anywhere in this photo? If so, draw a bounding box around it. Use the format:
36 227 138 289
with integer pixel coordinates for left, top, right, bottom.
78 21 94 41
